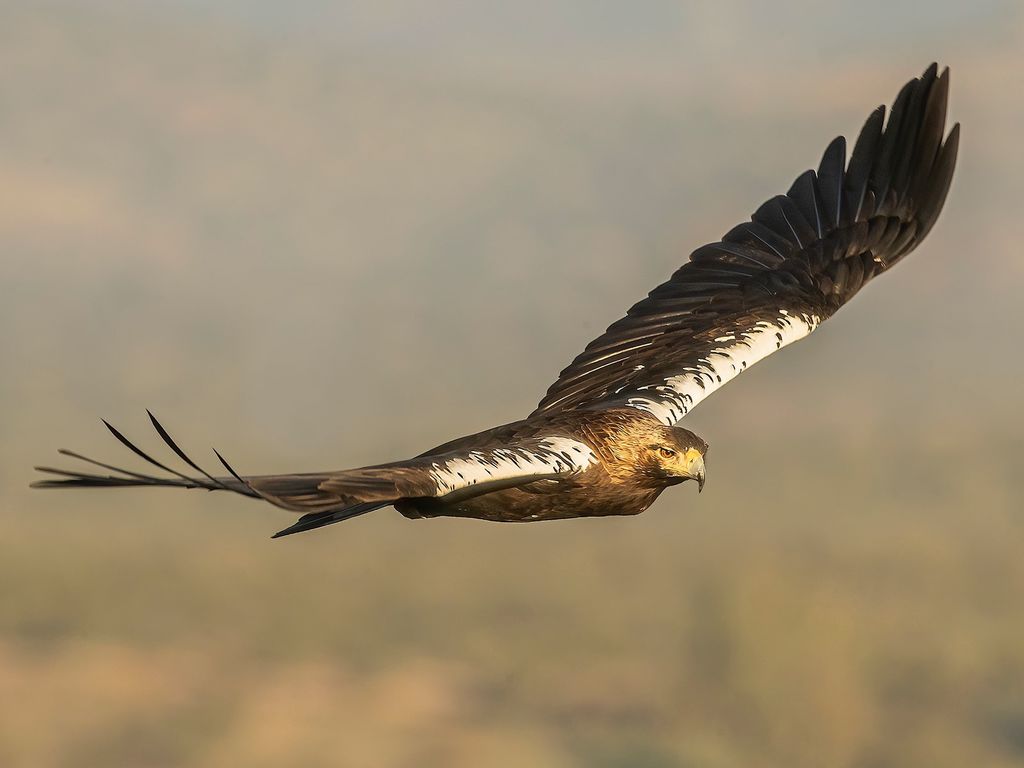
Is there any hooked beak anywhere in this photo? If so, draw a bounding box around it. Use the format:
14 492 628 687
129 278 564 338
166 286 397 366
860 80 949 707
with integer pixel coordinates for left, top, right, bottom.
682 449 706 493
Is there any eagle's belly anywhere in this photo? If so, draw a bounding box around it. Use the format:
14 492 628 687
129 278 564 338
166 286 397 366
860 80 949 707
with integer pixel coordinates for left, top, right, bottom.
395 480 663 523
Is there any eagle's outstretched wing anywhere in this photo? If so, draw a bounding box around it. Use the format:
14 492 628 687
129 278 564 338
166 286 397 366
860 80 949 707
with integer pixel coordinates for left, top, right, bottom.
534 64 959 425
32 411 597 536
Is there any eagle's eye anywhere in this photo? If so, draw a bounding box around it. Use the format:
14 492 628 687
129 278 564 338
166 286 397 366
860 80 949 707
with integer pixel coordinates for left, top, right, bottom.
659 447 677 459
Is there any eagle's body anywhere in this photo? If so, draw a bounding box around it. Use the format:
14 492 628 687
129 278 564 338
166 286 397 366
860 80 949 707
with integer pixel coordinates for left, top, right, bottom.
395 409 703 523
33 65 959 538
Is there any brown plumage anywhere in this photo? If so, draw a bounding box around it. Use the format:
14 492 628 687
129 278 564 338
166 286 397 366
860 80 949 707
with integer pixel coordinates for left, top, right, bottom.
393 409 707 524
32 65 958 537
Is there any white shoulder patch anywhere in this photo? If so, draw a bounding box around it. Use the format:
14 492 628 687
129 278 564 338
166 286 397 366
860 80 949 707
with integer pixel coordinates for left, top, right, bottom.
625 312 820 425
427 437 597 498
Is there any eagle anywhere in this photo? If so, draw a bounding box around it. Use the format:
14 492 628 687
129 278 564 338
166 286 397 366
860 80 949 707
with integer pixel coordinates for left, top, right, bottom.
33 65 959 538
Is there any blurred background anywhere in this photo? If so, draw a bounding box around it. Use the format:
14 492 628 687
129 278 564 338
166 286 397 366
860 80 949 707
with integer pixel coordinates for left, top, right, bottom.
2 1 1022 766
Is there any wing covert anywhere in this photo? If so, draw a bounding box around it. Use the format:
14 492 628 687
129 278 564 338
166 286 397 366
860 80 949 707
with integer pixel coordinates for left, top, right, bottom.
318 436 597 504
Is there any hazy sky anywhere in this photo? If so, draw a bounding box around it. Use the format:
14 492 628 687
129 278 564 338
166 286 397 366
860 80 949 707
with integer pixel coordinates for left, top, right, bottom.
2 5 1022 766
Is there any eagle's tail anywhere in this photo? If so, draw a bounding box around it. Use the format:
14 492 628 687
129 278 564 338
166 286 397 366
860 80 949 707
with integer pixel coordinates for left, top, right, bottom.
31 411 386 534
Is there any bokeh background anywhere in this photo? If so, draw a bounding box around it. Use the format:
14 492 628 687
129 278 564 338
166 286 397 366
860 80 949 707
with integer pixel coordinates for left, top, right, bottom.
2 1 1022 766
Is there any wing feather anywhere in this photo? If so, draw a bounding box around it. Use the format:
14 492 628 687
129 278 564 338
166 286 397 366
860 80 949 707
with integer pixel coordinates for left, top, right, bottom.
319 436 596 505
534 65 959 425
33 417 598 532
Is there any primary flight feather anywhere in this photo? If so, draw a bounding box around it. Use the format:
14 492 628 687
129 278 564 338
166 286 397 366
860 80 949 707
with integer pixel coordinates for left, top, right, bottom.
33 65 959 538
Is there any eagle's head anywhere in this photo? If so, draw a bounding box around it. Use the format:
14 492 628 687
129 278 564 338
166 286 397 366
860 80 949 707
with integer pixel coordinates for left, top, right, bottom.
641 426 708 491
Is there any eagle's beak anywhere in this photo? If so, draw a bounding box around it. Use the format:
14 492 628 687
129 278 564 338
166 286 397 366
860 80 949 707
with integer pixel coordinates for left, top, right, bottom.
682 450 706 492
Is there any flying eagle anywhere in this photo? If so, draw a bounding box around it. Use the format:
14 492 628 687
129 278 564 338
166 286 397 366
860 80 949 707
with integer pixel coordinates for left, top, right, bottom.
33 65 959 538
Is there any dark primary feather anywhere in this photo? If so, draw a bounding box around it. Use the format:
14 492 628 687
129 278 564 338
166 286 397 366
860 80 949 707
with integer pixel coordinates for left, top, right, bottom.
30 413 373 516
534 65 959 418
31 413 404 536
